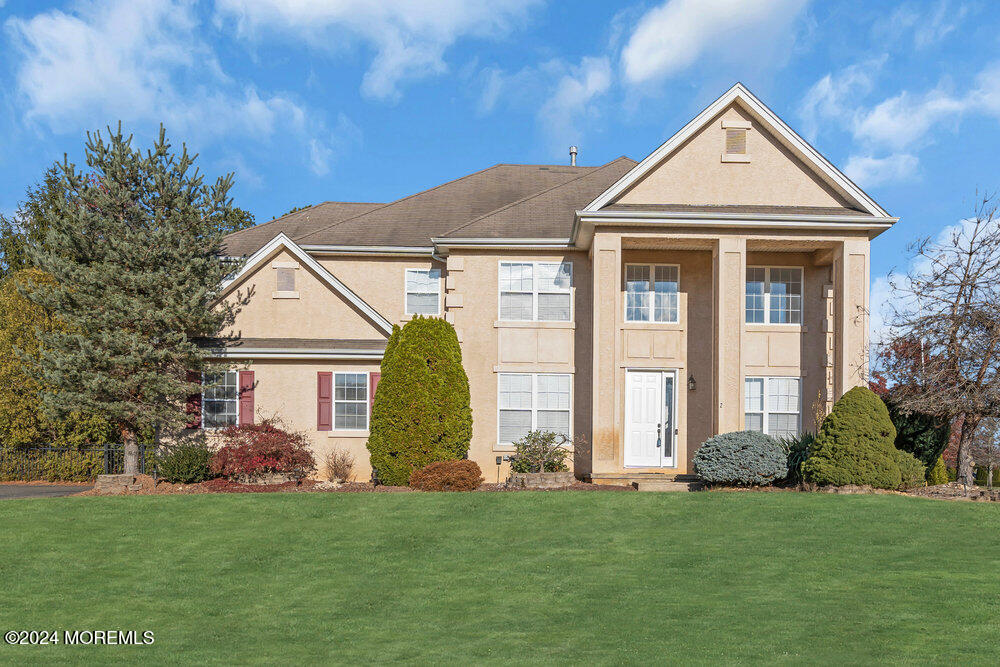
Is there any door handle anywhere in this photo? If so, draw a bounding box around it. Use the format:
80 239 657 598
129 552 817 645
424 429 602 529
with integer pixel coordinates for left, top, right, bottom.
656 422 662 447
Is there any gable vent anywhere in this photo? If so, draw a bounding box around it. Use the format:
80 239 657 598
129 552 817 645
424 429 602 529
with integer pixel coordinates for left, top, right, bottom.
721 119 751 163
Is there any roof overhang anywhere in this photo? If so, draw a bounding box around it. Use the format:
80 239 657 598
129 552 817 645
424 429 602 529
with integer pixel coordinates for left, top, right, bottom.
583 82 891 218
206 347 384 361
431 238 574 253
572 209 898 249
298 244 435 256
218 233 394 335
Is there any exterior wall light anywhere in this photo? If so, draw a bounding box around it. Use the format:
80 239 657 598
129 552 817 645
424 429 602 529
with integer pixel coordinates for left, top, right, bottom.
688 375 696 391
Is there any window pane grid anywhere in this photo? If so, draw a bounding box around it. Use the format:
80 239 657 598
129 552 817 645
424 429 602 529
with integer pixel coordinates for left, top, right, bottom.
745 267 802 324
405 269 440 315
744 376 800 438
625 264 679 323
500 262 572 322
202 371 238 429
334 372 368 430
498 374 571 444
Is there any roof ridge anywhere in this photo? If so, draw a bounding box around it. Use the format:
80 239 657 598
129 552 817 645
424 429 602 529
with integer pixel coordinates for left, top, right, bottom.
295 162 509 243
439 157 636 238
225 201 381 240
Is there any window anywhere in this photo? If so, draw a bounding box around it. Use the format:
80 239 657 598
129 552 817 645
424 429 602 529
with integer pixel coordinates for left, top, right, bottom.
746 267 802 324
405 268 441 315
745 377 800 438
625 264 679 323
202 371 238 429
499 261 572 321
498 373 571 445
334 373 368 430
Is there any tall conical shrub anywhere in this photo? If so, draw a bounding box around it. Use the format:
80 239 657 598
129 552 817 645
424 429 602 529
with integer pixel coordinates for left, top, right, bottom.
803 386 901 489
367 316 472 485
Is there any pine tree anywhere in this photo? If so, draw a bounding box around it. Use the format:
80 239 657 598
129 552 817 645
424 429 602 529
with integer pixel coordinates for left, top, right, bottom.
367 317 472 485
23 124 243 473
0 166 63 279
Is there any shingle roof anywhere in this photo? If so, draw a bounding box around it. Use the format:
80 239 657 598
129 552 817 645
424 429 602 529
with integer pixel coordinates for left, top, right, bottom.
222 159 636 254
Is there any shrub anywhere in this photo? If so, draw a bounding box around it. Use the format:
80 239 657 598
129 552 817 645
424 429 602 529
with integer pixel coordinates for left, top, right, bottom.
509 430 571 473
926 456 949 485
802 387 902 489
947 466 958 483
409 459 483 491
368 318 473 485
323 448 355 482
210 419 316 482
974 466 1000 487
896 450 926 490
157 442 214 484
693 430 788 486
778 432 815 484
883 396 950 468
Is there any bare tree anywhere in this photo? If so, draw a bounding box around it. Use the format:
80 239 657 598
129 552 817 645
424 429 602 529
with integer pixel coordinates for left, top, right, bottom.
876 193 1000 486
970 417 1000 490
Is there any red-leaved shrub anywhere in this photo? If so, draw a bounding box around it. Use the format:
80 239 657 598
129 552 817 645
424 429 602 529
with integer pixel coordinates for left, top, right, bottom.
210 419 316 482
408 459 483 491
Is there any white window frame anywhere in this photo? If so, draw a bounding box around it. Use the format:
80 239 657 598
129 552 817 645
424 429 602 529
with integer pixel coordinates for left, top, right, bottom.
745 265 803 325
624 263 681 323
496 373 573 448
744 376 802 437
404 268 442 316
201 370 239 430
332 371 371 432
498 261 573 322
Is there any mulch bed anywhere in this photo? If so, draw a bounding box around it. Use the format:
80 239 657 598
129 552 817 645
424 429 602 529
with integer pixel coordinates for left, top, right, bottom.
79 475 634 496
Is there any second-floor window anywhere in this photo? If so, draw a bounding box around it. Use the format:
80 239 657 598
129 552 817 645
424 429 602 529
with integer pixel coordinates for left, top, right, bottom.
625 264 679 323
405 268 441 315
499 261 572 321
746 267 802 324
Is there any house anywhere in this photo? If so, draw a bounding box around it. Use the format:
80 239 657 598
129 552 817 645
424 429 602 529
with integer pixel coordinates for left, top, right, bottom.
207 83 895 484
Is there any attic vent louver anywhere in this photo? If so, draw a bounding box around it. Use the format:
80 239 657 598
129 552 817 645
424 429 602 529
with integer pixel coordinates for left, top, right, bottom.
721 119 751 163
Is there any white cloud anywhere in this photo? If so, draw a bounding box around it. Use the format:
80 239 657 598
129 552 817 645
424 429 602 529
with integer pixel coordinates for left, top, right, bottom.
883 1 969 49
621 0 809 86
5 0 350 177
844 153 919 188
797 56 886 141
853 88 969 152
214 0 542 102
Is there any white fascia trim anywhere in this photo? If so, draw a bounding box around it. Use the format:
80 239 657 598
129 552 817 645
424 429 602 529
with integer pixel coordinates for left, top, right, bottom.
218 233 393 334
432 238 573 252
583 83 890 218
299 245 435 256
208 348 384 361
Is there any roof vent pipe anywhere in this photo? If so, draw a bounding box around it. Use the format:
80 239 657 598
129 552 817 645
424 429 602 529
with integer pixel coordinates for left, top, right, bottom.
569 145 578 167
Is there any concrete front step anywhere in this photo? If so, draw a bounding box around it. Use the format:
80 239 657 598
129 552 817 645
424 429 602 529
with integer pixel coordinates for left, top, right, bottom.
635 480 702 492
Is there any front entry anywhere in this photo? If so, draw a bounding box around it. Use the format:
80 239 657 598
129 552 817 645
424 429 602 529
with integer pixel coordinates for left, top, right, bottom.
624 370 677 468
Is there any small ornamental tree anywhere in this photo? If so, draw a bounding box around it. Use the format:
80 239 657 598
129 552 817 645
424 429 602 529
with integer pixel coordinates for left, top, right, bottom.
367 316 472 485
22 125 245 473
802 386 902 489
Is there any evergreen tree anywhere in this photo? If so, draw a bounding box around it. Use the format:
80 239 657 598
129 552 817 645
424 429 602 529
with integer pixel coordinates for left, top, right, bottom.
0 166 63 279
367 317 472 485
23 124 243 473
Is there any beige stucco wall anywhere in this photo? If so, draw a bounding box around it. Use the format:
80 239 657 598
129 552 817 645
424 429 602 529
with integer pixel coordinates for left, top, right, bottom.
318 256 443 325
616 103 853 209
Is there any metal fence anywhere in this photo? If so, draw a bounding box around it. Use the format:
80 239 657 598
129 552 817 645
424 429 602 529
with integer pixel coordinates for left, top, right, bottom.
0 444 156 482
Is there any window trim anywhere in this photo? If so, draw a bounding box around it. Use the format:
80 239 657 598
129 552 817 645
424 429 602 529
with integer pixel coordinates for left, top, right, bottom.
498 261 573 323
201 370 239 431
404 267 442 316
496 372 573 448
332 370 371 433
624 263 681 324
744 375 802 437
745 265 803 326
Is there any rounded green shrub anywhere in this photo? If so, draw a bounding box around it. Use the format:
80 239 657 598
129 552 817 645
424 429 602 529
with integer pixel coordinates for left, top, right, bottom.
926 456 949 486
157 442 214 484
895 450 926 490
693 430 788 486
802 386 901 489
367 317 473 486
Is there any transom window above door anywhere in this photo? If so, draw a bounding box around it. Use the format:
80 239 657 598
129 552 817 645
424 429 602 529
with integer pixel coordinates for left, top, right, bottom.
745 266 802 324
499 261 572 322
625 264 679 323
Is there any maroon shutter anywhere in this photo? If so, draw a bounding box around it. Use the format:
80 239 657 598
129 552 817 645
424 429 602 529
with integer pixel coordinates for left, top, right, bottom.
369 372 381 414
318 372 333 431
186 371 202 429
238 370 255 426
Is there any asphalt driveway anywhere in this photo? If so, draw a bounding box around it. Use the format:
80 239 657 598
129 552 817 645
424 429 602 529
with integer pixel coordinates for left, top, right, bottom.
0 484 91 499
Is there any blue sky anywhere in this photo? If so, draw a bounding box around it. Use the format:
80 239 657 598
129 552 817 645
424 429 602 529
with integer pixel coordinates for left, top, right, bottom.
1 0 998 306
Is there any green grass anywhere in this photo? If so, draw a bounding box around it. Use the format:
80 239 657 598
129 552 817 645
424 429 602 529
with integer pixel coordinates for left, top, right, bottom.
1 492 999 665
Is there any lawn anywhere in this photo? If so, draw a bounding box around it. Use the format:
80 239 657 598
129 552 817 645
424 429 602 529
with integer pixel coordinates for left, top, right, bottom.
1 492 999 664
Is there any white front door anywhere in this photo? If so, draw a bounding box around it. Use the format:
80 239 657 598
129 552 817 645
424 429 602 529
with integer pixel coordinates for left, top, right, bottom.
624 370 676 468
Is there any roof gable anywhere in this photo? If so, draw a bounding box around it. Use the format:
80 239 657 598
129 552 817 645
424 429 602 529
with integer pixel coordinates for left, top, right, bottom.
585 83 889 217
